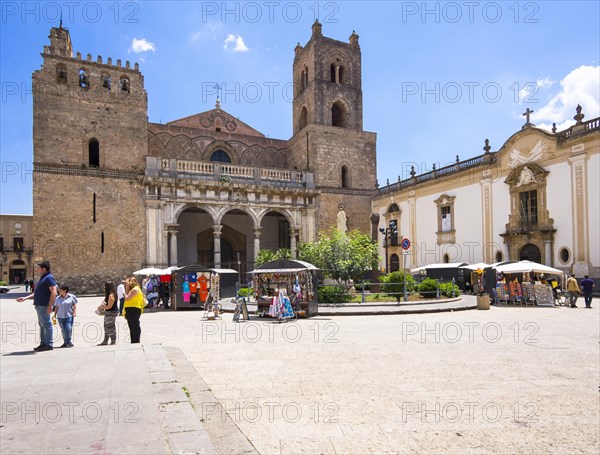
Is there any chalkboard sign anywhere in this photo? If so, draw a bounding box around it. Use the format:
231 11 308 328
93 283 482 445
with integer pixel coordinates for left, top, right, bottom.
534 285 554 306
233 298 250 322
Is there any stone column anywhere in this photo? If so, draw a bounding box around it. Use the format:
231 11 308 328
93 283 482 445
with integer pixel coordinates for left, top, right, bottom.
544 240 552 267
290 229 299 257
169 228 178 266
213 225 222 269
145 199 162 266
253 229 262 263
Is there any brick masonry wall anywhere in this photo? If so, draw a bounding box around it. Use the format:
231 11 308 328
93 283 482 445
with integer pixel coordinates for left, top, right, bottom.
33 172 146 293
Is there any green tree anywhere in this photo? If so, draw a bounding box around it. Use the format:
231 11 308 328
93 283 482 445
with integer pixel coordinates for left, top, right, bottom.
380 271 415 302
255 248 293 267
298 228 379 283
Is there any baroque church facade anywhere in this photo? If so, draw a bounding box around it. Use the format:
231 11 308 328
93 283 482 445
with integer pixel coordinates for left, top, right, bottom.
31 23 598 292
32 22 377 291
372 109 599 281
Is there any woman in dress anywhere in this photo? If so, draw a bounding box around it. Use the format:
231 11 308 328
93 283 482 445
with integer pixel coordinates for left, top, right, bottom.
97 282 118 345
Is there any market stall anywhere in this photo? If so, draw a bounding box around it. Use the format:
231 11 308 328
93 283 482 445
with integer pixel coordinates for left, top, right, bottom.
487 260 564 306
250 259 319 318
171 265 220 310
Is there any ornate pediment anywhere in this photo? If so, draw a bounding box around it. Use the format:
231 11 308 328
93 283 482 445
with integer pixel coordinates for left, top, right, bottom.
505 162 548 186
507 138 551 169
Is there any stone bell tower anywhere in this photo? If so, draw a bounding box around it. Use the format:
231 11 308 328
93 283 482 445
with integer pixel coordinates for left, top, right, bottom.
288 21 377 234
32 24 148 291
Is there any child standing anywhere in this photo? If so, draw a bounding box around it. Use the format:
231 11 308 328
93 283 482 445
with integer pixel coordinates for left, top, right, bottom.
54 285 77 348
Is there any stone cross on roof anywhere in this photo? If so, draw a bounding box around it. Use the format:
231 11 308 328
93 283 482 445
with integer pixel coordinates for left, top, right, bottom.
522 108 534 126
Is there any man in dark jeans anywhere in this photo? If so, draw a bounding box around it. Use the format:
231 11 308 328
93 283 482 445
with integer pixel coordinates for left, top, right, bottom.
580 275 595 308
16 261 57 351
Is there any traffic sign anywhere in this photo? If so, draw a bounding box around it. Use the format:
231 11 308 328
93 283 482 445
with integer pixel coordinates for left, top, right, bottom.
401 237 411 250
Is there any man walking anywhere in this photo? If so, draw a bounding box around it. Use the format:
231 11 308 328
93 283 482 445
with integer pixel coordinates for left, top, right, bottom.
16 261 57 351
580 275 595 308
566 273 581 308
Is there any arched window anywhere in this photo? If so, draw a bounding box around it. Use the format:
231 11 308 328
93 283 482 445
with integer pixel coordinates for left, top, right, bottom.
210 150 231 163
390 254 400 272
338 66 344 84
89 139 100 167
330 64 336 83
79 69 89 89
341 165 350 188
119 76 130 92
443 253 450 264
332 101 347 128
56 64 67 83
299 106 307 131
495 250 503 263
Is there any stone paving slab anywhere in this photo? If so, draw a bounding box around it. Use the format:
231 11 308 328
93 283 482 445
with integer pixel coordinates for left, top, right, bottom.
0 340 216 455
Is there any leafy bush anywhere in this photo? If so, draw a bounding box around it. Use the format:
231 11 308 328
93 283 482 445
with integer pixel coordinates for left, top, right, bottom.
0 280 7 286
438 282 459 297
380 271 415 302
318 285 347 304
237 287 254 298
417 278 438 298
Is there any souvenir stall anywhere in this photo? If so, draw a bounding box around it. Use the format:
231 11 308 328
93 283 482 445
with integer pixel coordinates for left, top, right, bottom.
171 265 220 310
250 259 319 318
489 261 564 306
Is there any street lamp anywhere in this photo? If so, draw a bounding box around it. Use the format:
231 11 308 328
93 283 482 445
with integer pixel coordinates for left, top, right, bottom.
379 220 398 274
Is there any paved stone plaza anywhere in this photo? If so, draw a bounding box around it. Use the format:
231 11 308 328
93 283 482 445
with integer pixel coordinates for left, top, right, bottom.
1 289 598 454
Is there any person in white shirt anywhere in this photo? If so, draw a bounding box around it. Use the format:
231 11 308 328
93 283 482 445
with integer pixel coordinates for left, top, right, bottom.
117 280 126 316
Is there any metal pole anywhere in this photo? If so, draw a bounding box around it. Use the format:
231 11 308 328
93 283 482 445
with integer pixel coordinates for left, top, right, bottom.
385 234 389 274
403 251 408 302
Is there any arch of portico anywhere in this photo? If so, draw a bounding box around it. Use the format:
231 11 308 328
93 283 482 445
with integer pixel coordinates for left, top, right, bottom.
146 201 303 270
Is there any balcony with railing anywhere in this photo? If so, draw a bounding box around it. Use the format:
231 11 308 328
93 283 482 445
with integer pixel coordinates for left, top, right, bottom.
379 152 497 194
146 156 315 189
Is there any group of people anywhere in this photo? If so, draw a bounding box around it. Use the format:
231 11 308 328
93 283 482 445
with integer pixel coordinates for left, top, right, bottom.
566 274 595 308
16 261 146 351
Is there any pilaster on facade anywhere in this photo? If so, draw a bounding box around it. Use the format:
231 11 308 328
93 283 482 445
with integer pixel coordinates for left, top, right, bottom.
213 224 222 268
568 149 590 275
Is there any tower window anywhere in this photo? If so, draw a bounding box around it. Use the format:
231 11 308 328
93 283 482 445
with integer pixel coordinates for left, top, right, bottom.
102 74 111 90
299 106 307 130
101 231 104 254
56 64 67 83
119 76 130 92
331 101 347 128
341 165 350 188
79 69 89 89
89 139 100 167
93 193 97 223
330 64 336 83
338 66 344 84
210 150 231 163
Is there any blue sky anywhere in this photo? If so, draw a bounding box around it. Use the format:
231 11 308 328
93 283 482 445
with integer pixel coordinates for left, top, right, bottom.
1 1 599 215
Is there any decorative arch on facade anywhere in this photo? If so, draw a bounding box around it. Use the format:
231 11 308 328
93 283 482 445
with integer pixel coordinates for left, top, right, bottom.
257 208 295 229
213 206 259 227
173 204 217 225
164 135 201 160
148 134 165 156
204 140 237 164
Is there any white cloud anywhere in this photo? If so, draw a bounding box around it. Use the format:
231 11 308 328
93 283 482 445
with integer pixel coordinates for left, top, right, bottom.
191 22 222 41
130 38 156 54
223 34 249 52
525 66 600 132
518 77 555 101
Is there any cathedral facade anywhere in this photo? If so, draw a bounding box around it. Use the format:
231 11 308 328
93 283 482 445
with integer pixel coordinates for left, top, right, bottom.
32 22 377 291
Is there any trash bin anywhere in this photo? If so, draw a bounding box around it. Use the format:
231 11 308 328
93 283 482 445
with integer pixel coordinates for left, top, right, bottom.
477 295 490 310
